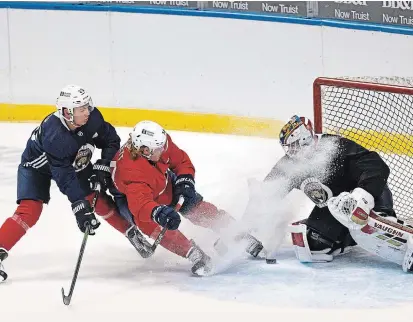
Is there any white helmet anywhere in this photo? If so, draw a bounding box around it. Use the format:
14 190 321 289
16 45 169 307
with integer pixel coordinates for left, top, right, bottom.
56 84 94 122
130 121 167 159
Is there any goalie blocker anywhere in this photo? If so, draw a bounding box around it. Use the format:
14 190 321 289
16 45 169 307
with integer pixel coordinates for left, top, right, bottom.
291 177 413 273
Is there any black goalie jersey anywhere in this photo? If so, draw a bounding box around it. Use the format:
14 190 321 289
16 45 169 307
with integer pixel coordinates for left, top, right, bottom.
21 108 120 203
265 134 391 213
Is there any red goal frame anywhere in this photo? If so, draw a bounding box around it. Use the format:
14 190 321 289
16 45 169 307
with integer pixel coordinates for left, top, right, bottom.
312 77 413 134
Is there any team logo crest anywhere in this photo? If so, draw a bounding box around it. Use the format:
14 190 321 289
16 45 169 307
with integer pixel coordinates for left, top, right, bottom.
300 177 333 208
73 143 95 172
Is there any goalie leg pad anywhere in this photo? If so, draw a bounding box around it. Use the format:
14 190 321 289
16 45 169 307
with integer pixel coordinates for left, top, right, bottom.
290 221 354 263
350 212 413 269
290 222 319 263
290 221 333 262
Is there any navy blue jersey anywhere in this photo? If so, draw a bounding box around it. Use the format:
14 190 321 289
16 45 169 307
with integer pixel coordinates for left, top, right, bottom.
21 108 120 203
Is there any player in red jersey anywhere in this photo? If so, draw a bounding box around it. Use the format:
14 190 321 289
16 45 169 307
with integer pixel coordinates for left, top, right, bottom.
111 120 266 276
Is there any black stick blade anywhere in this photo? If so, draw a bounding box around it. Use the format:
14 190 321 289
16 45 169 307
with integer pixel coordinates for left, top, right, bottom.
61 287 71 306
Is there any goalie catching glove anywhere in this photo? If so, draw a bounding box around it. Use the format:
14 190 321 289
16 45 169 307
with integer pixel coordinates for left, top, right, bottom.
327 187 374 230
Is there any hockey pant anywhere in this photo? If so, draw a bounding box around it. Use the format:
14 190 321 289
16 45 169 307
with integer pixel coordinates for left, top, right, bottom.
115 194 236 258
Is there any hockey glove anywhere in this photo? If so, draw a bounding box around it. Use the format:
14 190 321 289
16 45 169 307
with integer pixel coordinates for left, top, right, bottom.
327 187 374 230
90 159 112 191
151 205 181 230
173 174 198 213
72 200 101 235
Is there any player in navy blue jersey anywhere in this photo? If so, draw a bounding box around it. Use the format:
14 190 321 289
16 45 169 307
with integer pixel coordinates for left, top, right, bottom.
0 85 144 282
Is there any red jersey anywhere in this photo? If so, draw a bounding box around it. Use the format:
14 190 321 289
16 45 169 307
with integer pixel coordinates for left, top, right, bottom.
112 134 195 222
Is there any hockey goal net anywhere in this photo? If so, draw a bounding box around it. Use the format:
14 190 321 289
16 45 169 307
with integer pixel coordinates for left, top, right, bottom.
313 77 413 222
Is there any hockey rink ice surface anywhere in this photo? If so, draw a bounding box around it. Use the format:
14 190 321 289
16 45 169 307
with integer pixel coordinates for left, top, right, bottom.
0 123 412 322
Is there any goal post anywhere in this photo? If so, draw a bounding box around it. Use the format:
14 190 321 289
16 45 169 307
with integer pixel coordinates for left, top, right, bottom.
313 77 413 221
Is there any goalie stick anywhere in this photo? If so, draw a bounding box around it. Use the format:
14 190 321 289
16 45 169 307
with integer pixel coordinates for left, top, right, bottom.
61 186 100 306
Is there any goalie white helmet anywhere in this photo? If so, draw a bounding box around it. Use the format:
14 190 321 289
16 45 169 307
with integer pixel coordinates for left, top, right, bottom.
56 84 94 123
279 115 315 157
130 120 167 161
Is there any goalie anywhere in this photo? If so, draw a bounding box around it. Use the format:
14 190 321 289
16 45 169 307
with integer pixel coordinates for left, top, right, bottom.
260 115 413 272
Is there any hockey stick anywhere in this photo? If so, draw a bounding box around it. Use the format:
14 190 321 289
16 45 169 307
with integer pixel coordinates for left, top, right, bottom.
61 187 100 306
150 195 185 253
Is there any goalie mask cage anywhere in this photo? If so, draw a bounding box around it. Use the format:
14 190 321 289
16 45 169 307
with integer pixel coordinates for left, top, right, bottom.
313 77 413 222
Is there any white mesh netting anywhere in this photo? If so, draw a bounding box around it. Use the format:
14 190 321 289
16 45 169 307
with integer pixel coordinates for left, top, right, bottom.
317 77 413 221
